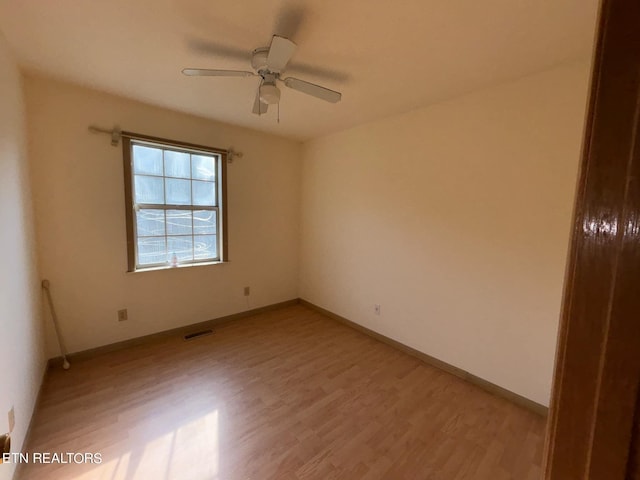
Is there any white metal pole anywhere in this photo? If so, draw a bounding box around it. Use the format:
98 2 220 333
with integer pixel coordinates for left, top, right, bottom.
41 280 70 370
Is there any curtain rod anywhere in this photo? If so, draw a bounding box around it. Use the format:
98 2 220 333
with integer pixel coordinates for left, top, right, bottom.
88 125 243 163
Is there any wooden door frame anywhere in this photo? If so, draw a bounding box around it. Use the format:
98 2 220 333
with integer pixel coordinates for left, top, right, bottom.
544 0 640 478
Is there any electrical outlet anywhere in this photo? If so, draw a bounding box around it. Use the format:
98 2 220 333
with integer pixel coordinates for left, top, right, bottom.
244 286 250 296
8 407 14 433
374 304 381 315
117 309 128 322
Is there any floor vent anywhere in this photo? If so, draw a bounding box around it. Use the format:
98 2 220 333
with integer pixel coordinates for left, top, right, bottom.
183 329 213 341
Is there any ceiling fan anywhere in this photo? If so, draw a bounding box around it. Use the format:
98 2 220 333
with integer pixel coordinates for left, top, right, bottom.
182 35 342 115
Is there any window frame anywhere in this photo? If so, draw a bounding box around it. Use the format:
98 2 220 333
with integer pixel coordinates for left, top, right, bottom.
122 132 228 272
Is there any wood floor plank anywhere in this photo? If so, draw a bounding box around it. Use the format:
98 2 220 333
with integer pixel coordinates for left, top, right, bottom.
17 305 545 479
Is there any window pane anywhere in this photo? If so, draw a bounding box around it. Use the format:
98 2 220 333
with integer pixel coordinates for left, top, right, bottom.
133 145 163 176
165 178 191 205
166 210 192 235
130 141 224 269
193 210 216 235
134 175 164 204
167 236 193 262
164 150 190 178
137 237 166 265
136 209 165 236
194 235 217 260
192 154 216 181
193 180 216 206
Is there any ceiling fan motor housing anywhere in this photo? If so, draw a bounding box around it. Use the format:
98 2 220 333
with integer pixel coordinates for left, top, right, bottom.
251 48 269 72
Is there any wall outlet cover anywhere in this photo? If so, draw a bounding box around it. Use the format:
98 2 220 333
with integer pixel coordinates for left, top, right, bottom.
8 407 14 433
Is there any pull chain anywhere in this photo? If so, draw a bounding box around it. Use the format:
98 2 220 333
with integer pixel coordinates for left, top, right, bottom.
277 102 280 124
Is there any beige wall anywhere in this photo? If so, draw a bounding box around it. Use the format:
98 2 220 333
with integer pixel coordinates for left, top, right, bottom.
20 59 589 411
0 35 45 480
25 76 301 357
299 62 590 406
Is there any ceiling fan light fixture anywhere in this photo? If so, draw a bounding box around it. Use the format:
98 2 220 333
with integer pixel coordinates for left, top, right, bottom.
259 84 281 104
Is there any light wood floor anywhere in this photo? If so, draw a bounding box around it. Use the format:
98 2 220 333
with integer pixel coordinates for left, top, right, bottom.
19 305 546 480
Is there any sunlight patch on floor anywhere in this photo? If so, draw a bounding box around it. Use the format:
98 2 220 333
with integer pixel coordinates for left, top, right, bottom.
65 410 219 480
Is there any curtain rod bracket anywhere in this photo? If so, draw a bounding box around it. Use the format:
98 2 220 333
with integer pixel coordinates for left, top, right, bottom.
227 148 243 163
88 125 121 147
111 128 122 147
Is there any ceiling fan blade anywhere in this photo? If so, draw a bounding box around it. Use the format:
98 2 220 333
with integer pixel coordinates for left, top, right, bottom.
273 3 306 39
252 83 269 115
182 68 255 77
283 77 342 103
266 35 297 73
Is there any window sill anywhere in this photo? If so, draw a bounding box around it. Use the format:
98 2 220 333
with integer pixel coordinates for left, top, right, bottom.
127 260 228 274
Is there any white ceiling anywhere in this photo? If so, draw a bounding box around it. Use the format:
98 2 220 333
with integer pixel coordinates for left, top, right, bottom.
0 0 599 141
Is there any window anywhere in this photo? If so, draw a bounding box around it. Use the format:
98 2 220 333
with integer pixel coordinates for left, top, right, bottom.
122 133 227 272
